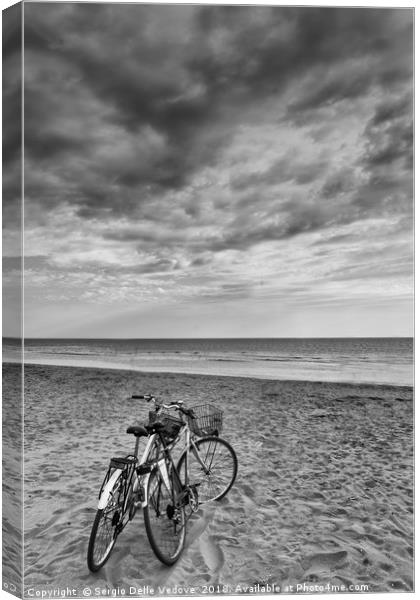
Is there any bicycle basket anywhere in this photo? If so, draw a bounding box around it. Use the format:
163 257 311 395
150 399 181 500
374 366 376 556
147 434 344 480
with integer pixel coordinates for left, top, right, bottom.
189 404 223 436
157 411 184 441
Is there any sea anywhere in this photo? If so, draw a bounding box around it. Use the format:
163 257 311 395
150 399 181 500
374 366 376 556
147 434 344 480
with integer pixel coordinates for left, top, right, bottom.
2 337 413 387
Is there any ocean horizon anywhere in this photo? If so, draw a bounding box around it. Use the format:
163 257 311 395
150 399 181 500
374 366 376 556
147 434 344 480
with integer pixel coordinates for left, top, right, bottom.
3 336 413 387
3 335 414 340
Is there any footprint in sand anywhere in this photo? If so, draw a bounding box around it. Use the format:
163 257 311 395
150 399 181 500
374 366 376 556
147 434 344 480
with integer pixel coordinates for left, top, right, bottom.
303 550 348 572
184 510 214 551
199 533 224 573
241 483 256 500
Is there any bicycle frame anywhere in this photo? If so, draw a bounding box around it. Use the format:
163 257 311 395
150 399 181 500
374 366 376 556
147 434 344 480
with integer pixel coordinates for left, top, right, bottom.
141 421 191 510
97 411 211 518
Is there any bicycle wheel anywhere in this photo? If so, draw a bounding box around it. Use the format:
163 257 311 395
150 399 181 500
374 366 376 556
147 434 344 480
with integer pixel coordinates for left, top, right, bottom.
177 436 238 503
143 466 186 565
87 474 124 572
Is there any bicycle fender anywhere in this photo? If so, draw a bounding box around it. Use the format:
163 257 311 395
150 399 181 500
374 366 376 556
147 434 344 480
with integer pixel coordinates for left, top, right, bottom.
141 461 172 509
98 468 123 509
141 471 152 508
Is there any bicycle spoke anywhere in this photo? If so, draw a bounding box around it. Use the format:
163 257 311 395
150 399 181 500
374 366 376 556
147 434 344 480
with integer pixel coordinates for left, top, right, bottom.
87 471 129 572
178 437 237 503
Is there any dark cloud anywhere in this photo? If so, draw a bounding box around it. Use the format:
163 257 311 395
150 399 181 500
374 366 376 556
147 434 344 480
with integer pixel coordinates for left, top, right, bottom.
103 228 185 246
21 4 413 226
321 169 357 200
365 91 412 154
12 0 411 307
190 255 213 268
354 90 413 218
3 2 22 225
370 95 412 127
102 210 328 254
365 119 413 169
23 4 227 212
288 70 373 115
196 210 332 253
191 7 410 98
285 11 412 121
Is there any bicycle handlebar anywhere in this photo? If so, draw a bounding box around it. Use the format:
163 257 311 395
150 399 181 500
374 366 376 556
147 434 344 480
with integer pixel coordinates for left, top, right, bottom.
131 394 195 418
161 401 194 418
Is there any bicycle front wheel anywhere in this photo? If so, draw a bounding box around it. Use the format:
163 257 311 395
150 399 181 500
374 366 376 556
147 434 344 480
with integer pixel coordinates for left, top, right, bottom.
177 436 238 503
87 474 124 572
143 467 186 565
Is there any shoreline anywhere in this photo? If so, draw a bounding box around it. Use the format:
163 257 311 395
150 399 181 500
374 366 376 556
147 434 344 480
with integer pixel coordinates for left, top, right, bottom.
3 358 414 390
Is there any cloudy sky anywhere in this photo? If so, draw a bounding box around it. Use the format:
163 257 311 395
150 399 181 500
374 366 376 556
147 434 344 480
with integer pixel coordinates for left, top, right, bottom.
3 3 413 338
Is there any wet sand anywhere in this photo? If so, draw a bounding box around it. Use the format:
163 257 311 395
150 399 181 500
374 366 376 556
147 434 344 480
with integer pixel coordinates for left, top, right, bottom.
3 362 413 594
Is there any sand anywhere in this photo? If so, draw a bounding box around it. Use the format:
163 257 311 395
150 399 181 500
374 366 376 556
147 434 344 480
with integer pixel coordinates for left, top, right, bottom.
2 362 414 595
2 363 23 596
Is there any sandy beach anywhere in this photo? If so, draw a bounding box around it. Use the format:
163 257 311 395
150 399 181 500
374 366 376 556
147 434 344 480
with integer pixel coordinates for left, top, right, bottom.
4 362 413 595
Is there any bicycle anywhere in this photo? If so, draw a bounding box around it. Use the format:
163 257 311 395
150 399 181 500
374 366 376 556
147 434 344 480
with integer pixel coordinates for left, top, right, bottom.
87 394 238 571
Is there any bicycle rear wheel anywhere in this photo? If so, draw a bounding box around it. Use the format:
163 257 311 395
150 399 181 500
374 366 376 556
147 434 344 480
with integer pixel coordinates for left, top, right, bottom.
177 436 238 503
87 474 124 572
143 466 186 565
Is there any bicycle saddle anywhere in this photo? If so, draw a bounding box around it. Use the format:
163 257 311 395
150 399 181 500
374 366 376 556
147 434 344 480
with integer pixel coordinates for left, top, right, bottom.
126 425 148 437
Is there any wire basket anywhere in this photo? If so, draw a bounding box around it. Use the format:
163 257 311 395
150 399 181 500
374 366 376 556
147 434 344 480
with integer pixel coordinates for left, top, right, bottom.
149 410 184 441
189 404 223 436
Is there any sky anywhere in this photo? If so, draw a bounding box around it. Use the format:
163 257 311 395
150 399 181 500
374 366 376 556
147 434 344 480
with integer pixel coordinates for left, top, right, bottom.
2 3 414 338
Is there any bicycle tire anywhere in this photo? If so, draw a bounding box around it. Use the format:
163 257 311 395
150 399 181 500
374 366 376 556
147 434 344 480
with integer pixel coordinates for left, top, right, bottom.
177 436 238 503
87 474 124 572
143 466 186 565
